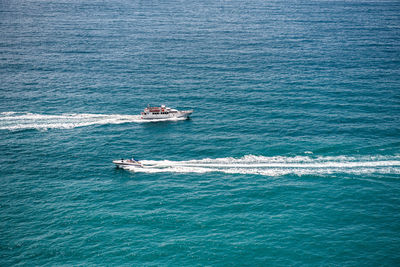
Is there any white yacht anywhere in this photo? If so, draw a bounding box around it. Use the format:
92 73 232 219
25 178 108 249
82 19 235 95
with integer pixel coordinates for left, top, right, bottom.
141 105 193 120
113 158 143 168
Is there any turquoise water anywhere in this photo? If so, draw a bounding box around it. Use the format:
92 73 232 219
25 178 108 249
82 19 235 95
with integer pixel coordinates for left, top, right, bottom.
1 0 400 265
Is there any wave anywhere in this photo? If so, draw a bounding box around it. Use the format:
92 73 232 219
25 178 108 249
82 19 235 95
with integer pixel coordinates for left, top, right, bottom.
121 154 400 176
0 112 186 131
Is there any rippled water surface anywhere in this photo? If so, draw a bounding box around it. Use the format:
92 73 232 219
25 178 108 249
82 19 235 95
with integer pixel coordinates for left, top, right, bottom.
1 0 400 265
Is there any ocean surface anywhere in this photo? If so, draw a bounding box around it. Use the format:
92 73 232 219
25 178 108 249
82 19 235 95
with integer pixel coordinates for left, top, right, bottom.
1 0 400 265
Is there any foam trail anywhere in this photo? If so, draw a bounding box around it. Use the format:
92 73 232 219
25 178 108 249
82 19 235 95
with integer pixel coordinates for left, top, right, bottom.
122 155 400 177
0 112 186 131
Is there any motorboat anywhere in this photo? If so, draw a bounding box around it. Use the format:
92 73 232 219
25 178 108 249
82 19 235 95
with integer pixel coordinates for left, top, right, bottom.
141 105 193 120
113 158 143 168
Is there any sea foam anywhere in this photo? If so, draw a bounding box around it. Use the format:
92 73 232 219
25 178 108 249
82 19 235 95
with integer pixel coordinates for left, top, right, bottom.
0 112 186 131
122 155 400 177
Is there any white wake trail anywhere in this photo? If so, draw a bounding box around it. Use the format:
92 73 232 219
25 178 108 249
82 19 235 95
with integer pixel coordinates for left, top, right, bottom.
0 112 186 130
122 155 400 176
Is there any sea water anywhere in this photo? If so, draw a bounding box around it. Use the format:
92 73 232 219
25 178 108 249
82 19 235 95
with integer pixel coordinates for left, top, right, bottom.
1 0 400 265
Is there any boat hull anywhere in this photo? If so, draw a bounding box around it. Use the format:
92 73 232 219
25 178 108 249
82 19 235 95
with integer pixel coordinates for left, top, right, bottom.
141 110 193 120
113 160 143 168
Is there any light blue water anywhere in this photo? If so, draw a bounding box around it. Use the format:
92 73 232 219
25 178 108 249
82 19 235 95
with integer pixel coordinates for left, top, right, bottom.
1 0 400 265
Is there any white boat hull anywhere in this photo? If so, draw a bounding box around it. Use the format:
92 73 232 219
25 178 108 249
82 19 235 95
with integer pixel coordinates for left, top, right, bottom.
141 110 193 120
113 159 143 168
140 105 193 120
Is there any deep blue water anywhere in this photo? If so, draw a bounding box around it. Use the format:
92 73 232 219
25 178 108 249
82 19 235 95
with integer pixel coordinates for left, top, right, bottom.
1 0 400 265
